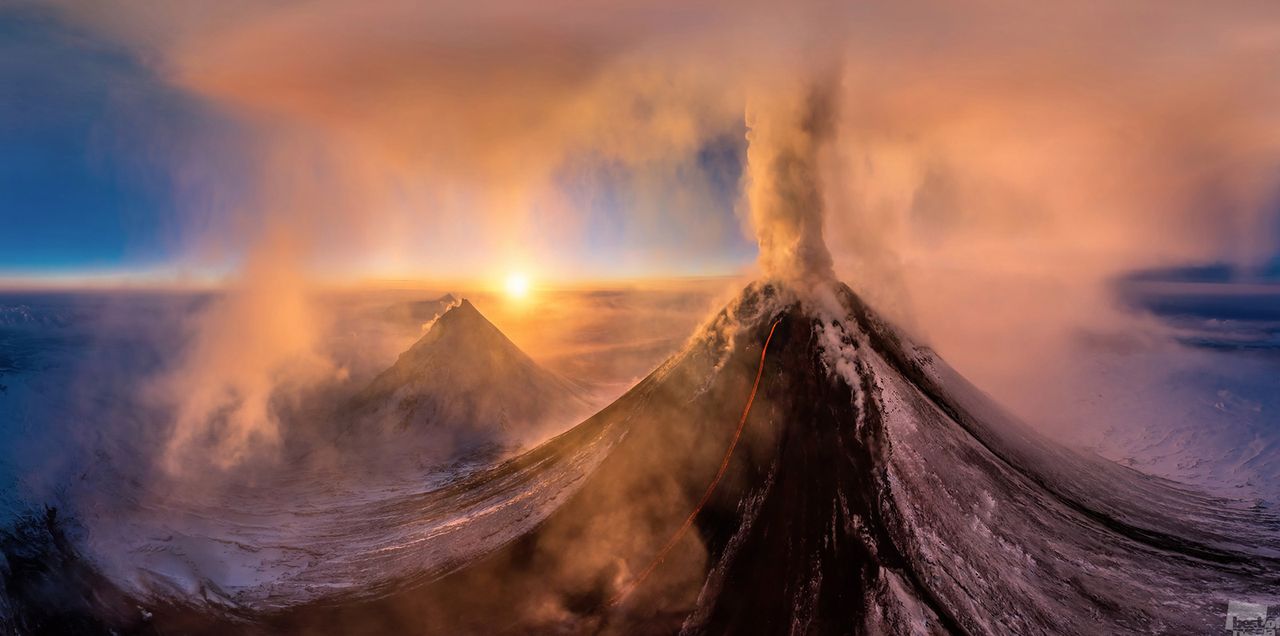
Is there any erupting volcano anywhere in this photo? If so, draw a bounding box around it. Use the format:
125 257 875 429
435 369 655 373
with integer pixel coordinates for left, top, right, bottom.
5 5 1280 633
17 280 1271 634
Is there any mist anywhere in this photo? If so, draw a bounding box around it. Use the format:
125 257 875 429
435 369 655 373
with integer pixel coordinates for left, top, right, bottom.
5 4 1280 631
29 0 1280 469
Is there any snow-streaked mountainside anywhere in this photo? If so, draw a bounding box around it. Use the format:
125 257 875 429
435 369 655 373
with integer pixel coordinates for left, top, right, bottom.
160 280 1280 634
346 298 593 450
69 299 598 617
2 282 1279 634
0 295 604 630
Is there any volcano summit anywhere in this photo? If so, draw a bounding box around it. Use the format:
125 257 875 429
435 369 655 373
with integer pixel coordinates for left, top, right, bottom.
2 281 1278 634
238 280 1278 635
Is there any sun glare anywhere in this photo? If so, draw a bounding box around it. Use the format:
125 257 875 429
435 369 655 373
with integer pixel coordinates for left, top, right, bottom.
504 272 531 299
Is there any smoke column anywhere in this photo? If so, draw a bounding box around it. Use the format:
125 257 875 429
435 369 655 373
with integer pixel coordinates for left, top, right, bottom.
744 79 839 286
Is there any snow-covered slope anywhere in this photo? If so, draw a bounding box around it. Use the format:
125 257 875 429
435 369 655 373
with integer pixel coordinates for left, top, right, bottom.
5 283 1279 634
346 298 592 451
263 280 1280 635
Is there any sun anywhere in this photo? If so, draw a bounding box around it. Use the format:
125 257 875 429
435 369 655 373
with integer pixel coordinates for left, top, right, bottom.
504 272 531 299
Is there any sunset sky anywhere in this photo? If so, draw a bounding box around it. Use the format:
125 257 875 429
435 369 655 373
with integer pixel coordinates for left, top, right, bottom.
0 4 760 286
5 1 1280 292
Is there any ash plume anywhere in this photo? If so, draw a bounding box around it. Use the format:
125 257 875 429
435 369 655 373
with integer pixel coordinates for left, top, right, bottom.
744 79 839 288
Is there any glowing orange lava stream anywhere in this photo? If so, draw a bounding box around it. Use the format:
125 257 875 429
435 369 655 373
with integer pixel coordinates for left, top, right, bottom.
609 317 783 608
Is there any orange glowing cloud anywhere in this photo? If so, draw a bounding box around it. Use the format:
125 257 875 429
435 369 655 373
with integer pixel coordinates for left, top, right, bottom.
37 0 1280 468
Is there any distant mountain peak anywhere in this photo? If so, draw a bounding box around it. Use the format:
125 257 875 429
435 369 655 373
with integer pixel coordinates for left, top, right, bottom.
400 297 527 363
349 297 590 450
359 277 1278 634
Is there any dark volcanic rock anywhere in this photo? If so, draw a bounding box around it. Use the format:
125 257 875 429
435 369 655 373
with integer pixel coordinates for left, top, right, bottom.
0 508 155 636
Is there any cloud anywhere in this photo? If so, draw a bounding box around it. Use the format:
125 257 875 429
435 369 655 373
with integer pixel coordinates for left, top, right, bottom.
35 0 1280 463
44 1 1280 278
811 1 1280 426
744 77 839 286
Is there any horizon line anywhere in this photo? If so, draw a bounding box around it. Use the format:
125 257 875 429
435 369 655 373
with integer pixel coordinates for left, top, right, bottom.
0 271 754 294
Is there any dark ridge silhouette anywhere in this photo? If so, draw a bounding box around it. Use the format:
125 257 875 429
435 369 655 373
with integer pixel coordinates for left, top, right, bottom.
0 508 153 635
